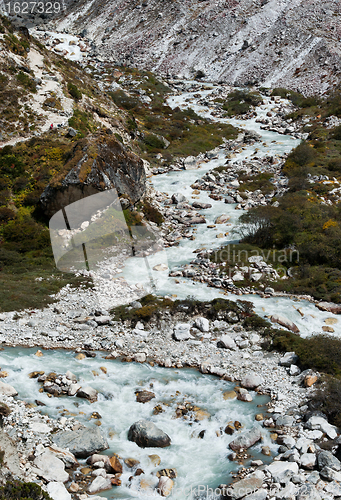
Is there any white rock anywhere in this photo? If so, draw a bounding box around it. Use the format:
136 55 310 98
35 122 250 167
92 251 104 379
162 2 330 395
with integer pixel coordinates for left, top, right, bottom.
305 416 337 439
173 323 192 341
29 422 51 433
240 372 263 389
300 453 316 469
46 482 71 500
34 451 69 482
134 352 146 363
271 315 299 333
217 334 236 350
87 476 112 494
194 317 209 332
289 364 301 376
280 352 299 367
0 380 18 397
266 461 299 482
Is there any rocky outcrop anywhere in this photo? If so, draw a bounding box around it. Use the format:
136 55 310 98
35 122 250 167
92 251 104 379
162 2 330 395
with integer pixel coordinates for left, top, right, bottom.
40 131 146 218
128 420 171 448
52 427 109 458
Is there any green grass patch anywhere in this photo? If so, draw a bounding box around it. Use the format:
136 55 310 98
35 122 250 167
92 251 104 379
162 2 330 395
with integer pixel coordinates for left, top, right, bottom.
217 89 262 117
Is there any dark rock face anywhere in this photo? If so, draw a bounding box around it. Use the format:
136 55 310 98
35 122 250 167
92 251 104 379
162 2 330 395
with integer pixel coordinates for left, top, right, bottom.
52 427 109 458
128 419 171 448
40 132 146 218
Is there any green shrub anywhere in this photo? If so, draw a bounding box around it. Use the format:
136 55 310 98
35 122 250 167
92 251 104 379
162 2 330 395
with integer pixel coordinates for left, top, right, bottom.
109 90 139 110
271 332 341 377
0 208 15 224
2 217 50 253
332 125 341 141
0 480 52 499
141 200 164 225
143 134 165 151
67 82 82 101
16 72 36 93
312 378 341 428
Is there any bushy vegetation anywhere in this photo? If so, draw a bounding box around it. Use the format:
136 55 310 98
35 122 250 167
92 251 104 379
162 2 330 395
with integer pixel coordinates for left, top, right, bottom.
139 199 164 225
216 90 262 116
0 480 52 499
16 71 36 93
67 82 82 101
267 331 341 377
271 88 320 109
312 378 341 428
68 109 97 137
112 295 264 326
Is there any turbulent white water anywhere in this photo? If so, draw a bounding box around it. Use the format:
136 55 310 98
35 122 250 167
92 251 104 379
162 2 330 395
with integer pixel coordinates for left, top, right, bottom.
121 85 340 338
1 348 273 499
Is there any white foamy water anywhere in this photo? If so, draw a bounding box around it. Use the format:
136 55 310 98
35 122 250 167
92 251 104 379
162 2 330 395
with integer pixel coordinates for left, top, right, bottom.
0 348 273 499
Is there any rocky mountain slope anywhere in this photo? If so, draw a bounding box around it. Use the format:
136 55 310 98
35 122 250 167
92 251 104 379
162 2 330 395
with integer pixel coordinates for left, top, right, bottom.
44 0 341 95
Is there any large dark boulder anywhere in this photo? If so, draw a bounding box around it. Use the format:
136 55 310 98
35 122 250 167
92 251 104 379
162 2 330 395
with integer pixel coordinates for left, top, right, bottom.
128 420 171 448
40 131 146 218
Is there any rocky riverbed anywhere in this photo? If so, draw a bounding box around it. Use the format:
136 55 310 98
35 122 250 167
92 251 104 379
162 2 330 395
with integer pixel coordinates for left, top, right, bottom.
0 296 340 499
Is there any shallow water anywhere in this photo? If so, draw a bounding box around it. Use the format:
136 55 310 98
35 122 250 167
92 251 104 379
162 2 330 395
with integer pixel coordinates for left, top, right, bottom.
1 347 273 498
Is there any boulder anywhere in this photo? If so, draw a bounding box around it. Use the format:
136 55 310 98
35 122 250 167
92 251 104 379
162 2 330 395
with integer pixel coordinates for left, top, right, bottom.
46 482 72 500
266 462 299 483
194 317 209 332
109 454 123 473
305 416 337 439
320 466 341 481
296 483 321 500
316 302 341 314
183 156 199 170
52 427 109 458
240 372 263 390
300 453 316 469
173 323 192 341
317 450 341 471
48 445 78 467
0 381 18 397
134 352 147 363
226 471 264 499
128 420 171 448
215 214 230 224
136 390 155 403
67 127 77 137
40 132 146 218
76 386 98 402
229 427 262 452
171 193 187 204
217 335 237 350
271 314 299 333
34 451 69 483
87 476 112 494
192 202 212 209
